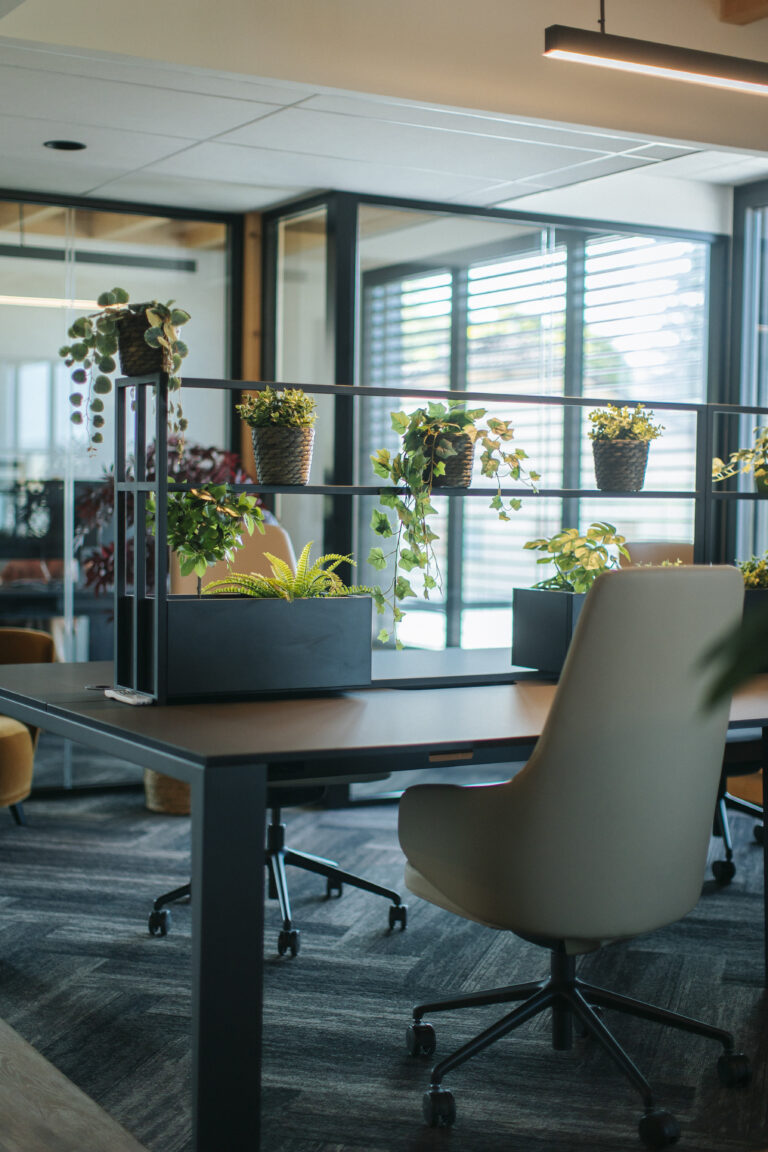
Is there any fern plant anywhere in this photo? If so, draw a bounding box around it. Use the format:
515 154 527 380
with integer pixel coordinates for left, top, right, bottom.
202 541 373 601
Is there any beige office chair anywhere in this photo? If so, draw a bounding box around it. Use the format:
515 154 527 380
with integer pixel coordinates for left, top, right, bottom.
152 522 407 954
0 627 56 824
621 541 763 880
399 567 749 1148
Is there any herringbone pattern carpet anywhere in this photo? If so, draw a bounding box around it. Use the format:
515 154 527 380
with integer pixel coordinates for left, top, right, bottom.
0 736 766 1152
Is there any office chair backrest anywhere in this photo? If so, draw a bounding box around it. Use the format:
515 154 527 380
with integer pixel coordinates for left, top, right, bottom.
0 627 56 666
0 627 56 748
497 566 743 945
621 540 694 567
170 521 296 595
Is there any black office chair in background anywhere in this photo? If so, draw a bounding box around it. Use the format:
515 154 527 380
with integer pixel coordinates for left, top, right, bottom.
149 523 407 955
150 776 407 955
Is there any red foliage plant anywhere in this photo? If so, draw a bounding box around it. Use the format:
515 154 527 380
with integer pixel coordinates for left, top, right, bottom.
77 439 259 596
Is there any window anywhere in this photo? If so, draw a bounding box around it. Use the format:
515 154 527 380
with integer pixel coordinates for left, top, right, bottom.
358 214 713 650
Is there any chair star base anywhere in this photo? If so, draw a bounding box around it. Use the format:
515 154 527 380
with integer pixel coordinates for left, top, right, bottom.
409 950 750 1149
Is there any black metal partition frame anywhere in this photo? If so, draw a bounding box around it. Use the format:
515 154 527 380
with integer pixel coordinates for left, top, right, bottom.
114 372 768 702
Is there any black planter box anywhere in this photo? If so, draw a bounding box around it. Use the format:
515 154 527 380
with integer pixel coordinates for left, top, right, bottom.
511 587 586 675
116 594 373 703
742 588 768 673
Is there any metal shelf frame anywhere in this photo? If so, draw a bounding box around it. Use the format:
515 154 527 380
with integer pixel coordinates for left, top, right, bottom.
114 373 768 699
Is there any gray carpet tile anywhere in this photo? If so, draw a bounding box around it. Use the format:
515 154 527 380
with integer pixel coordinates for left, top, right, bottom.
0 753 766 1152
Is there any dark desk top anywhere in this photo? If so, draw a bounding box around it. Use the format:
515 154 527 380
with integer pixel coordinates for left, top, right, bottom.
1 661 766 772
0 660 554 768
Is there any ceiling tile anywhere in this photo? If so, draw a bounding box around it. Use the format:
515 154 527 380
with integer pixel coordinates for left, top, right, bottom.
145 141 496 200
0 110 191 167
0 64 280 138
528 154 657 192
302 93 650 151
217 107 618 183
86 171 307 212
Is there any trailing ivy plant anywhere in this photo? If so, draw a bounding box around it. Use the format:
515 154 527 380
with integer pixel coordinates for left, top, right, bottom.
203 541 372 600
368 401 539 644
58 287 191 452
524 522 629 594
236 386 317 427
147 482 264 596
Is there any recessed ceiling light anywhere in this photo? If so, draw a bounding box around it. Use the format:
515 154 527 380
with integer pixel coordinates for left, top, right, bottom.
43 140 86 151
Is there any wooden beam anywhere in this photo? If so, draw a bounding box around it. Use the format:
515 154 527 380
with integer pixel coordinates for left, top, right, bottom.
720 0 768 24
239 211 262 478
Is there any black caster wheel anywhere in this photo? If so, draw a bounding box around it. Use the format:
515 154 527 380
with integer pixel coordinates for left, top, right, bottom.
422 1087 455 1128
717 1051 751 1086
277 928 300 957
406 1020 436 1057
712 859 736 885
389 904 407 930
754 824 764 845
326 878 343 898
148 909 170 937
638 1109 680 1149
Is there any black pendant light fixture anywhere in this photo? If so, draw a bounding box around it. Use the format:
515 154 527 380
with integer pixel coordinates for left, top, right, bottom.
544 1 768 96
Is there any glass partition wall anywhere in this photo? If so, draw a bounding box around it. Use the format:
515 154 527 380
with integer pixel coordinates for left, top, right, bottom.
0 195 237 787
264 193 726 652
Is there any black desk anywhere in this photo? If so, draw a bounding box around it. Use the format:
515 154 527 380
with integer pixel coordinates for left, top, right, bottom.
0 662 765 1152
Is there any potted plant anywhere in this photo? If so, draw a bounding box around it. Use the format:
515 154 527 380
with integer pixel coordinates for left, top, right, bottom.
712 425 768 491
58 287 191 453
144 541 373 699
733 552 768 675
587 403 664 492
368 401 539 644
76 439 258 600
148 482 265 596
236 386 317 484
512 522 629 673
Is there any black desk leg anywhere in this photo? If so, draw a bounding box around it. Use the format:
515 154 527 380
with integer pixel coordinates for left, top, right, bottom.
190 762 267 1152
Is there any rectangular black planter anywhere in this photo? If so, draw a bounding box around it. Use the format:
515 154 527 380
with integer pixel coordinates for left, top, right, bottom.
116 594 373 703
511 587 586 676
742 588 768 673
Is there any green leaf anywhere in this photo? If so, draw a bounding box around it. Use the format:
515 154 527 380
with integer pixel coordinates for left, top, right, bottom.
390 411 409 434
93 376 112 395
98 355 116 374
97 291 116 307
377 629 390 644
71 369 87 384
170 309 191 325
370 509 392 537
367 547 388 571
112 287 130 304
394 576 415 600
144 326 163 348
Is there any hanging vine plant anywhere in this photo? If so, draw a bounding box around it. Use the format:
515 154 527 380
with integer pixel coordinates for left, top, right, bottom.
368 400 540 645
58 287 191 453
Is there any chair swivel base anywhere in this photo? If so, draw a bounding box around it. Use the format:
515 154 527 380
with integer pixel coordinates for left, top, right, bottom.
148 812 407 951
712 793 764 885
407 951 750 1148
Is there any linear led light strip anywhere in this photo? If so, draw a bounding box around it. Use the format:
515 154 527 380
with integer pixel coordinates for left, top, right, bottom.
0 295 97 309
544 25 768 96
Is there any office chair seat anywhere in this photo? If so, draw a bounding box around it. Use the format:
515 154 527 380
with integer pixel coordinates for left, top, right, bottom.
0 627 56 823
398 567 751 1148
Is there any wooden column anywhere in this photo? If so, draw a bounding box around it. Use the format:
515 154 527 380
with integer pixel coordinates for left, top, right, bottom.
239 211 262 476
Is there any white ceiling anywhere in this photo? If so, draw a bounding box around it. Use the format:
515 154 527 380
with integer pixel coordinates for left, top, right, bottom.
1 35 768 216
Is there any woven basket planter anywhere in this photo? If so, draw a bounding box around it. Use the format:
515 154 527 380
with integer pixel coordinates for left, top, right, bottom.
143 769 190 815
430 433 475 488
592 439 650 492
117 310 163 377
250 426 314 485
